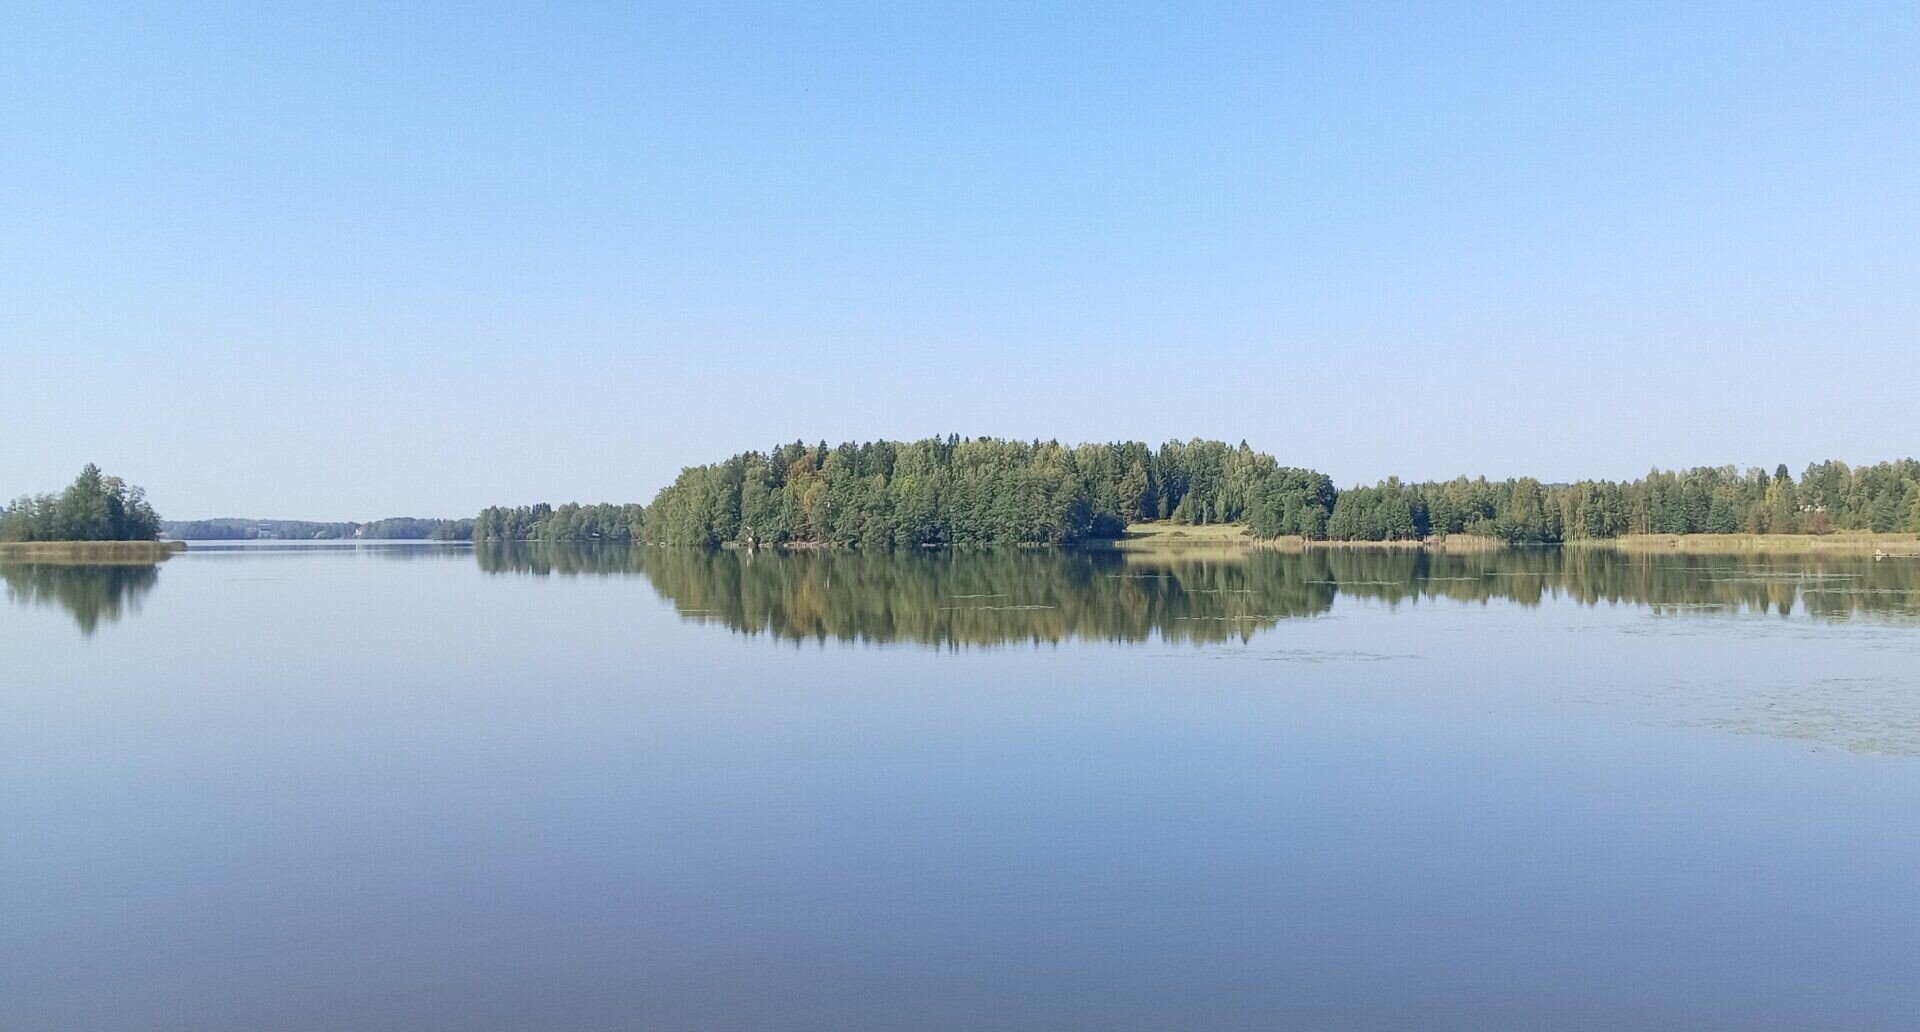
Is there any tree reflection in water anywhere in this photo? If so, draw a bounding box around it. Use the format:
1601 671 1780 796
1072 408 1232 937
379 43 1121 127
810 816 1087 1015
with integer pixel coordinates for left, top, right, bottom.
475 543 1920 646
1 561 162 635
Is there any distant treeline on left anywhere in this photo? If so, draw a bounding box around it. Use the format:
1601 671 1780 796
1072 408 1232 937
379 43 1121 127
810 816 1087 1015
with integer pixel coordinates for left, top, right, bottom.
4 465 485 545
161 517 475 541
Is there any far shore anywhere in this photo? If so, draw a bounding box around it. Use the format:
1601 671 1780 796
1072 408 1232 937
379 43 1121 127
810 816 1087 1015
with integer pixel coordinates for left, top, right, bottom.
0 540 187 562
478 526 1920 556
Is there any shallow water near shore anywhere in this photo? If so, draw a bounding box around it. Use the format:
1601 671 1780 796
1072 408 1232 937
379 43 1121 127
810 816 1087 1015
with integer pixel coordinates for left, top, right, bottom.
4 542 1919 1030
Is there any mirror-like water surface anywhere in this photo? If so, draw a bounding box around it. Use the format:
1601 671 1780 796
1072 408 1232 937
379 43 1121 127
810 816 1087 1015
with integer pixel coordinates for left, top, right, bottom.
4 543 1918 1030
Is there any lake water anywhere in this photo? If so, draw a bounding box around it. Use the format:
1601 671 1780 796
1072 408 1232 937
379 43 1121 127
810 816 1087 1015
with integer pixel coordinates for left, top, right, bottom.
5 543 1919 1030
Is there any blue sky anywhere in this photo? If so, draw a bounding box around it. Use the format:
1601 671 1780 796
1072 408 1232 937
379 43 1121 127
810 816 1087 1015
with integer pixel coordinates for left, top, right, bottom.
4 2 1915 519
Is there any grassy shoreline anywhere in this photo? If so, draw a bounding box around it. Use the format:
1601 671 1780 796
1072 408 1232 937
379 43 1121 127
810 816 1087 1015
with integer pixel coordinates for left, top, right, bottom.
1109 524 1920 555
1105 523 1511 553
1594 532 1920 554
1100 522 1269 550
0 540 186 562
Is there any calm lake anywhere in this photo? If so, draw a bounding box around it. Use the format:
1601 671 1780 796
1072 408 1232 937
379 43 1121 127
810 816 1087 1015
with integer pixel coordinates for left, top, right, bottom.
5 543 1919 1030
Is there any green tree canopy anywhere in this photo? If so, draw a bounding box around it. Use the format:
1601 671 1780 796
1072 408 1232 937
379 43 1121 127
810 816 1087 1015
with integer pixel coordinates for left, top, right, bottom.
1 465 160 542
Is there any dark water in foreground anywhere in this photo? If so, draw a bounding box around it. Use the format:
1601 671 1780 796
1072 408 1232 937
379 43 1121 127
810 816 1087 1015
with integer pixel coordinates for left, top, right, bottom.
4 543 1919 1030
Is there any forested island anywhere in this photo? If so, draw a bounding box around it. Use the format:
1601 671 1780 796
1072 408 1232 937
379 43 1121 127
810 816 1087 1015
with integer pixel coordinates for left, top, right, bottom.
161 516 474 541
472 437 1920 548
477 439 1331 547
0 463 172 552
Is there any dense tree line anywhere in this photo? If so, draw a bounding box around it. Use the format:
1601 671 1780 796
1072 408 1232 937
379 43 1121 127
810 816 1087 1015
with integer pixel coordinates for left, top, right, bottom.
1 465 160 542
1326 460 1920 543
475 439 1919 548
641 437 1334 547
161 517 474 540
471 502 645 542
362 517 475 540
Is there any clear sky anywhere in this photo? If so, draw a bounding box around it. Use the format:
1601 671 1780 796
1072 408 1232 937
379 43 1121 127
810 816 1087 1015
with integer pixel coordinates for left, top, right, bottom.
4 3 1915 520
